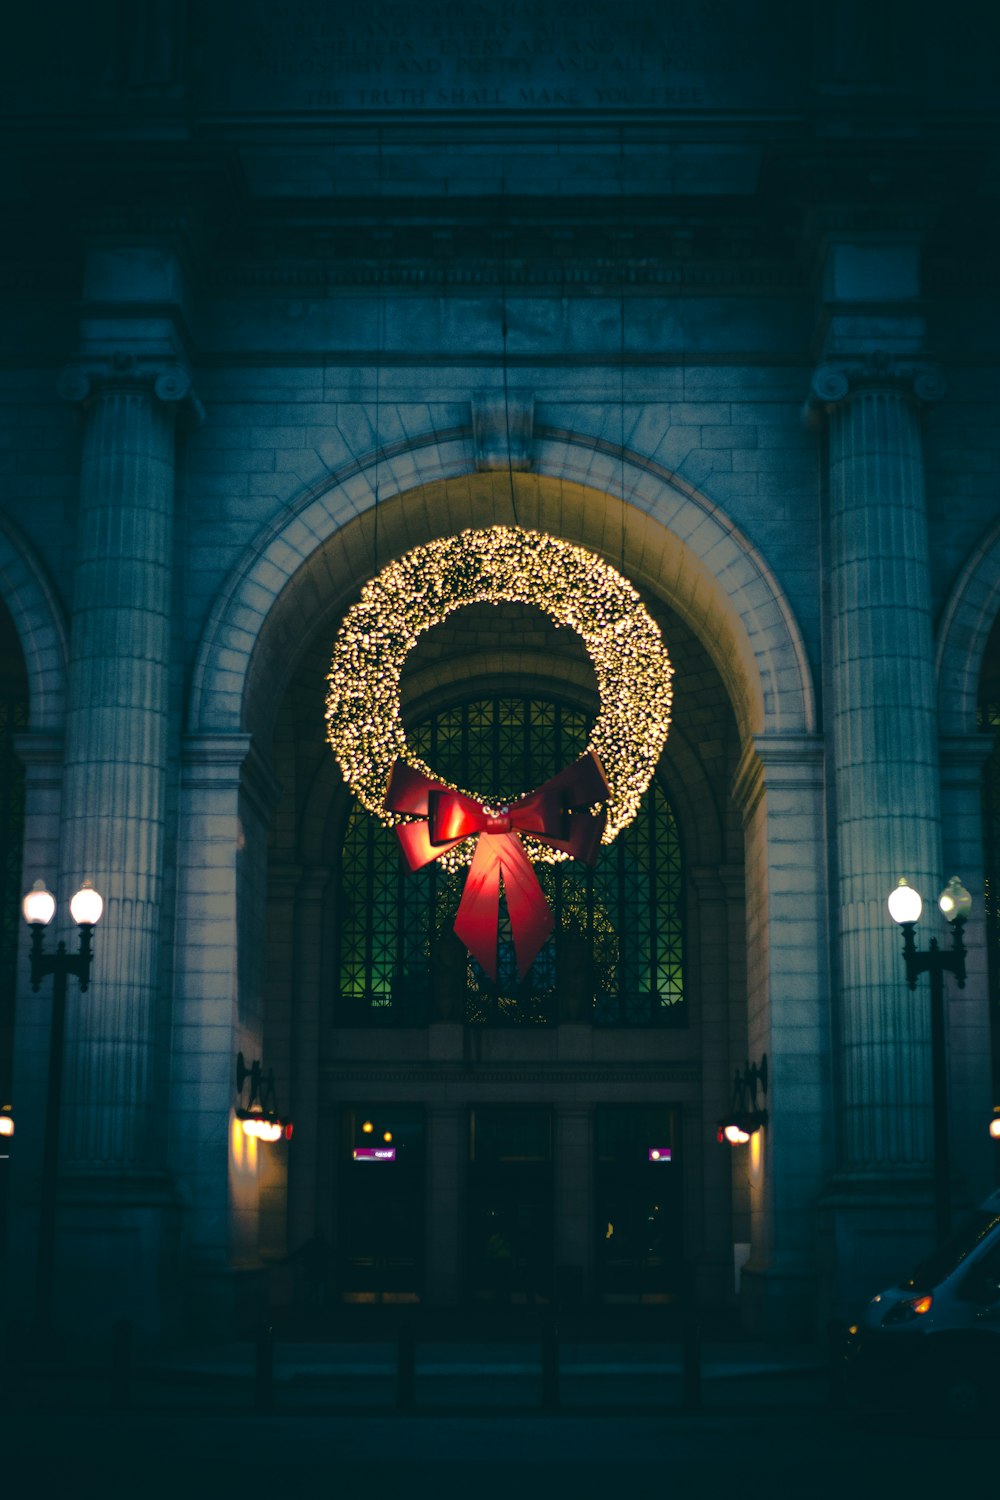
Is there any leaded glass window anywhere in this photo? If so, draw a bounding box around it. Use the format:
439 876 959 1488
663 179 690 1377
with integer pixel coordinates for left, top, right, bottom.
336 697 685 1026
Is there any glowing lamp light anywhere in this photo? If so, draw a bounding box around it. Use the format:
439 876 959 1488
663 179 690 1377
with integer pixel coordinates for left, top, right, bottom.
237 1110 289 1144
722 1123 751 1146
21 880 55 926
887 878 922 926
938 877 972 924
0 1114 13 1138
362 1120 374 1134
382 1130 393 1144
325 525 674 861
989 1112 1000 1142
69 880 104 927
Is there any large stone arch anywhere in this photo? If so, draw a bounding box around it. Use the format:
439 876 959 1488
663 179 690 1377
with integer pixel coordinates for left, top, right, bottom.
0 510 68 732
188 433 815 748
936 513 1000 727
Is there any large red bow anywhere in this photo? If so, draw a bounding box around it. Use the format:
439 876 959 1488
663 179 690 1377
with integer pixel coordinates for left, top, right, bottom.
385 752 609 980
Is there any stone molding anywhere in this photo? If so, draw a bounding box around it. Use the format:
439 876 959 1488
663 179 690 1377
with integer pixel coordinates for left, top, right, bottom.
57 353 204 425
319 1065 702 1086
731 733 825 822
938 733 995 789
180 732 281 819
805 351 946 424
471 389 535 471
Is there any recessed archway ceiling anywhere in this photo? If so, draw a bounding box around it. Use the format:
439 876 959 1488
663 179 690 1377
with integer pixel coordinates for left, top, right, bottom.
399 601 600 728
219 467 812 748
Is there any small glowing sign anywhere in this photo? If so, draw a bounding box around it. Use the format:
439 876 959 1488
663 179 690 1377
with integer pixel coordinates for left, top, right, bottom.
353 1146 396 1162
648 1148 672 1162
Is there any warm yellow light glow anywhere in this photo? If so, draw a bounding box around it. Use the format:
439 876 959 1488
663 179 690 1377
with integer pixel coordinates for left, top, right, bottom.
362 1120 374 1134
938 877 972 923
383 1130 393 1143
325 526 673 858
723 1124 750 1145
0 1115 13 1138
750 1127 762 1174
912 1294 933 1315
989 1115 1000 1141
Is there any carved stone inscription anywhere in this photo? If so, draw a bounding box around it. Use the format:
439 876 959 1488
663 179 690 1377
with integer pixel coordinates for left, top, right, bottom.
205 0 801 112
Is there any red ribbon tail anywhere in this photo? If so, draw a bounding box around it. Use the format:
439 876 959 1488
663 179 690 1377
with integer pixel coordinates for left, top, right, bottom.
453 835 503 980
498 833 555 980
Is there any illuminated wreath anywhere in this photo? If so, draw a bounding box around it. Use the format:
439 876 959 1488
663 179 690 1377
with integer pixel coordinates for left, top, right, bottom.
325 525 673 854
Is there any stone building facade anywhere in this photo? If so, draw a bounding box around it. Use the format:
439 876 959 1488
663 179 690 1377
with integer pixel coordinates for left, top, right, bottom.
1 1 998 1341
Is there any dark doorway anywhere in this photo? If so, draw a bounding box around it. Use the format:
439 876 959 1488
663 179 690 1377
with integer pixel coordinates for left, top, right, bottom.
337 1106 425 1303
595 1105 683 1303
468 1107 553 1304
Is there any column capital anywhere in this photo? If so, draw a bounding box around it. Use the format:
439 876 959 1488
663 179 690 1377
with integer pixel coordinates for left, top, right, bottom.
805 352 946 425
731 733 825 819
57 353 204 425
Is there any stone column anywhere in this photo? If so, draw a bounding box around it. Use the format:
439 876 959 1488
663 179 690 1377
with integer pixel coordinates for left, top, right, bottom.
553 1103 594 1304
425 1104 466 1304
56 357 198 1172
286 865 327 1256
171 732 279 1302
811 356 947 1178
731 733 829 1337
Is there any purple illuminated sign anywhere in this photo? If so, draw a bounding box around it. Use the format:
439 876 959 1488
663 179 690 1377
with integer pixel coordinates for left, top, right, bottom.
648 1148 672 1162
353 1146 396 1161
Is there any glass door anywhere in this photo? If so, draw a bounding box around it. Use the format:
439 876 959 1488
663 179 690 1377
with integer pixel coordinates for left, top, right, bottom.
338 1106 425 1303
468 1108 553 1304
595 1105 682 1303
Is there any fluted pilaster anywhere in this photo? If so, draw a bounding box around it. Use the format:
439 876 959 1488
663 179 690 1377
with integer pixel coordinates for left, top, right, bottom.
814 354 946 1174
57 356 198 1170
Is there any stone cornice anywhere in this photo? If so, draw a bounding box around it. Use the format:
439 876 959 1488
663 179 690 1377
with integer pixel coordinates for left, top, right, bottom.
57 353 204 425
805 351 946 423
731 733 825 820
319 1063 702 1087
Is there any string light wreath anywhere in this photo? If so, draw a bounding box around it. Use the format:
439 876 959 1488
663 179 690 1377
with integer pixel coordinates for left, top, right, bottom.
325 525 673 861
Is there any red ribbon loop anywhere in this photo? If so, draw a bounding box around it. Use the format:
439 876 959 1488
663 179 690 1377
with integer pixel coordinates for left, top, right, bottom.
384 752 609 980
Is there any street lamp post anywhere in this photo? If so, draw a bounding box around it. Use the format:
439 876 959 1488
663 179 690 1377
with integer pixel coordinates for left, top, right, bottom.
21 878 103 1331
887 876 971 1246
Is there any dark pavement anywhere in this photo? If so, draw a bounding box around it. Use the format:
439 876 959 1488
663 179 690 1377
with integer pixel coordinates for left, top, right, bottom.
3 1331 991 1500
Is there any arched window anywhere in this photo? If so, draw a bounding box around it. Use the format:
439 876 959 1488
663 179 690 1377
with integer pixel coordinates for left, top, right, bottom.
336 697 685 1027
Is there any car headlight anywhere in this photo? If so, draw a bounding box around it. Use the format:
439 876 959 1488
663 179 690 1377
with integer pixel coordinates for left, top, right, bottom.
881 1293 933 1326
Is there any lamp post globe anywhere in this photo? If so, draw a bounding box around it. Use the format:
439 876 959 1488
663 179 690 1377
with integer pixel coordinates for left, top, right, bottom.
938 877 972 924
21 880 56 926
69 880 104 927
887 877 922 926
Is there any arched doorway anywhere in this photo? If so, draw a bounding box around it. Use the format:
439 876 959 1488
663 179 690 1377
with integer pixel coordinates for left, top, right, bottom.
181 461 821 1326
257 503 746 1311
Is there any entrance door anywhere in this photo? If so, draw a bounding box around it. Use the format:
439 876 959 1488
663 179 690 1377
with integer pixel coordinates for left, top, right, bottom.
595 1105 682 1303
338 1106 425 1303
468 1108 553 1304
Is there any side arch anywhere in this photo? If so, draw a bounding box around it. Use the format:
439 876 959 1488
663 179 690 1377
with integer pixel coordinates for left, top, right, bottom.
936 514 1000 728
0 509 69 731
189 433 815 747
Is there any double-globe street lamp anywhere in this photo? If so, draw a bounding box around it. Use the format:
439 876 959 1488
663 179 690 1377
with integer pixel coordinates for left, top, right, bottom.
21 878 103 1331
887 875 972 1246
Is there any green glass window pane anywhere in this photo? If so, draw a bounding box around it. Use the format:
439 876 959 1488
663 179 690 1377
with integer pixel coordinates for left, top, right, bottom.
336 695 684 1026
